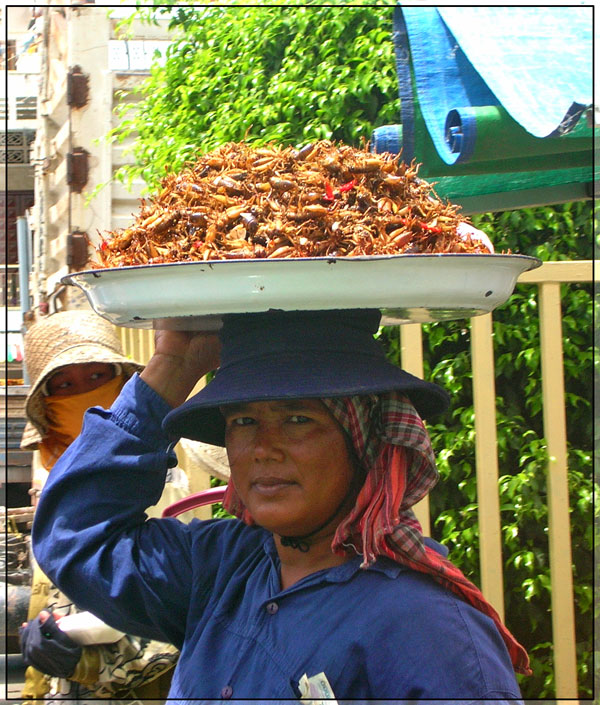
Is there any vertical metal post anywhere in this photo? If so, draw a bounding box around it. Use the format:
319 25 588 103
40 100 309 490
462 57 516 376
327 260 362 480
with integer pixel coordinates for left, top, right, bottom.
470 313 505 620
17 217 31 306
538 282 578 698
17 216 31 384
399 323 430 535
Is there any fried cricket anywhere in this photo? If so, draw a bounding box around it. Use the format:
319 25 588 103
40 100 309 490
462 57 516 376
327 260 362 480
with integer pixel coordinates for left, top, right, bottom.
95 141 491 267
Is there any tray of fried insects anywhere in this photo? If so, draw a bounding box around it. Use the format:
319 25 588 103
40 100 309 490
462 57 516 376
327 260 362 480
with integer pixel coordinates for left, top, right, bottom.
63 141 541 329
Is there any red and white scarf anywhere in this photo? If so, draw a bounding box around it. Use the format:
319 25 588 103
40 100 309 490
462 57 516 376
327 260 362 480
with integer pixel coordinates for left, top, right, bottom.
222 392 531 675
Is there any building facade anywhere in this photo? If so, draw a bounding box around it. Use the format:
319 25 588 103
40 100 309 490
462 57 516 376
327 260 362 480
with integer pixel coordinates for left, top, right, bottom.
1 2 172 505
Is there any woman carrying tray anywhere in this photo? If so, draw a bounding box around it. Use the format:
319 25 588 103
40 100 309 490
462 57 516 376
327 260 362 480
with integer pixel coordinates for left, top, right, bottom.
31 308 530 701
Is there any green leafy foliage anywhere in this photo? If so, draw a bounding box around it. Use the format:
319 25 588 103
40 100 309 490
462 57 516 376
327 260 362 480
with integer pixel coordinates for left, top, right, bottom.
110 5 593 698
210 475 233 520
111 1 399 190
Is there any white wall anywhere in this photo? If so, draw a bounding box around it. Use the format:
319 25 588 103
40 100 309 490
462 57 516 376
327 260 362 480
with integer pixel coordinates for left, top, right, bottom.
30 6 172 308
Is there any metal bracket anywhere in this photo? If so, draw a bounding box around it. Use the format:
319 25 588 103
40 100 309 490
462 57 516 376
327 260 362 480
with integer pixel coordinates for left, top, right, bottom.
66 148 89 192
67 230 89 270
67 66 90 109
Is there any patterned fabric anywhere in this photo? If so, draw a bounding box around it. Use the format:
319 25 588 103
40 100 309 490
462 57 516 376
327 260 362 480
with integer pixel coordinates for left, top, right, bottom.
22 566 179 702
223 392 531 676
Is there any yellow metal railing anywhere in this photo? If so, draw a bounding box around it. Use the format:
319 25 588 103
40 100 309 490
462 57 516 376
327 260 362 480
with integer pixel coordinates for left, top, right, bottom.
119 260 594 700
402 260 594 702
118 327 155 366
117 327 214 518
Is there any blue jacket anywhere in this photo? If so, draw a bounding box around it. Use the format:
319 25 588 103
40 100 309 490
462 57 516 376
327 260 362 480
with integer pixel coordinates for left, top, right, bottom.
32 375 523 702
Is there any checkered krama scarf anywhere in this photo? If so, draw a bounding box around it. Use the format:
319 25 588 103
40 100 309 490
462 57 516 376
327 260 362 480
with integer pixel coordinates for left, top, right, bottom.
222 392 531 676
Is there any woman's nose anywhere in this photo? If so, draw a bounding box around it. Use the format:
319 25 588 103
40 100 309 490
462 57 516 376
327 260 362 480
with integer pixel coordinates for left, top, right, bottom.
253 422 285 461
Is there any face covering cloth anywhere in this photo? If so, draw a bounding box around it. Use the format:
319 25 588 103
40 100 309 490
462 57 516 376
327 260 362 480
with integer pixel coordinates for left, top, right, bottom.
39 375 125 470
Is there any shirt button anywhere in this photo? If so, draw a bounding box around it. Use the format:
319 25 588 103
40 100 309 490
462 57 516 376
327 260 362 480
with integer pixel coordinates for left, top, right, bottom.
220 685 233 699
266 601 279 614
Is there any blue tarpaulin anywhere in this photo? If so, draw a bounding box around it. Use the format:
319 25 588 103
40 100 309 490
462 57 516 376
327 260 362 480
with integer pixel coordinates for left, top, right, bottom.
372 5 596 212
393 5 592 165
435 7 592 137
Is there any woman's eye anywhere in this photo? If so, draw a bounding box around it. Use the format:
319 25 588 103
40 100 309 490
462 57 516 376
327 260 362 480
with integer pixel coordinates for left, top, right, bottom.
231 417 255 427
289 415 311 424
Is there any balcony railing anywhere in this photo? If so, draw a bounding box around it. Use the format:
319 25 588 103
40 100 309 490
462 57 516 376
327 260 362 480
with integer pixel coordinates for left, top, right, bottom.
1 129 36 164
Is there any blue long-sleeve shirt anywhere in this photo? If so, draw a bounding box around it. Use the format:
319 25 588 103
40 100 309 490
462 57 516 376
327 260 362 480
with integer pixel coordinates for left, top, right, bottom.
32 374 523 702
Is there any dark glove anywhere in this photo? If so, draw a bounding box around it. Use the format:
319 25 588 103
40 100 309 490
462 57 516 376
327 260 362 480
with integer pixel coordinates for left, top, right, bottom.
19 613 82 678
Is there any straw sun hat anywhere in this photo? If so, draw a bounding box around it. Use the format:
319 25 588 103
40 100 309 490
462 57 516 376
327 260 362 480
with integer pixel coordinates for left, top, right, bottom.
20 310 144 450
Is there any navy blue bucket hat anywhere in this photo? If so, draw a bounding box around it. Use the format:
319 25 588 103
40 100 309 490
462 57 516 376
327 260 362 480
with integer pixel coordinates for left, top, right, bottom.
163 309 449 446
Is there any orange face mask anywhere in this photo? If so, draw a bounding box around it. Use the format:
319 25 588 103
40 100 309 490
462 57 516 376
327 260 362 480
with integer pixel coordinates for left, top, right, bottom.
39 375 125 469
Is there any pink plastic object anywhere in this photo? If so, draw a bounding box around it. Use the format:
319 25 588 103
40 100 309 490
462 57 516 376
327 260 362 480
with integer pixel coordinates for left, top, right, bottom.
161 486 227 518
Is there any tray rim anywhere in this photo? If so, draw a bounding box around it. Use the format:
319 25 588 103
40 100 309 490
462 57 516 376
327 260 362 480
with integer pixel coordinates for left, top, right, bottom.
62 252 542 284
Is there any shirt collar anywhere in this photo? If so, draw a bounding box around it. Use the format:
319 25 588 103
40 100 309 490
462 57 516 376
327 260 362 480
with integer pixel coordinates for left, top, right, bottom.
262 534 409 585
262 534 449 585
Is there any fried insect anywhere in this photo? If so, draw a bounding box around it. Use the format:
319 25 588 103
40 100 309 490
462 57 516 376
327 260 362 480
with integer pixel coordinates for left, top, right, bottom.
94 140 491 267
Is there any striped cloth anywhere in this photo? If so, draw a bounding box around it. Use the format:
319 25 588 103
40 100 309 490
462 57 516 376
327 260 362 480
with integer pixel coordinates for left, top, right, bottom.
222 392 531 675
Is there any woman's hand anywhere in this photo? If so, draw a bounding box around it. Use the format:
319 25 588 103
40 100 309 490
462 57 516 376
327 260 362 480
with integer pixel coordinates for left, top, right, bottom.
140 330 221 408
20 611 82 678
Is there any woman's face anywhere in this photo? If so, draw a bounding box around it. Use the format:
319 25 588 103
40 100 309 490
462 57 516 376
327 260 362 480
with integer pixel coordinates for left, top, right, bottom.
223 399 355 537
46 362 116 397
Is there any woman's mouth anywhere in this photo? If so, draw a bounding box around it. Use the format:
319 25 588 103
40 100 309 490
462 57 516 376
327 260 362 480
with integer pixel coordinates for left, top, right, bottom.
251 476 297 496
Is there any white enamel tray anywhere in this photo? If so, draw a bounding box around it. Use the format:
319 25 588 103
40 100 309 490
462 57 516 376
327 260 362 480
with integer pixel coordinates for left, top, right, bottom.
61 253 541 330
